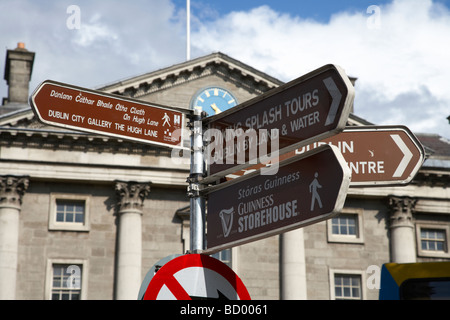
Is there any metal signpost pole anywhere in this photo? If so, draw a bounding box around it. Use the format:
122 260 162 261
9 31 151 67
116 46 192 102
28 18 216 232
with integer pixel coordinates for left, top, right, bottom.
188 108 205 253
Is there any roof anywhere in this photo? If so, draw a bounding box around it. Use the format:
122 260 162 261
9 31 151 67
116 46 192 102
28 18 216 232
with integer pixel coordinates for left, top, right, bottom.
0 102 30 116
416 133 450 169
416 133 450 158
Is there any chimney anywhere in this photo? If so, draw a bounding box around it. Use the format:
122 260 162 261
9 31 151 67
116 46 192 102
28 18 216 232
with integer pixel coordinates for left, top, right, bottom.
3 42 35 105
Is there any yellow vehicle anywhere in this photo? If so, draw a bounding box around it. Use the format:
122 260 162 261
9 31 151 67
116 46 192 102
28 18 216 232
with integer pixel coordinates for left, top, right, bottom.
379 261 450 300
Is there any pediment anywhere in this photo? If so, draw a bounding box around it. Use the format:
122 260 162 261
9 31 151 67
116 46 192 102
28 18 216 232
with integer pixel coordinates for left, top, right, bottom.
96 52 370 127
97 52 284 101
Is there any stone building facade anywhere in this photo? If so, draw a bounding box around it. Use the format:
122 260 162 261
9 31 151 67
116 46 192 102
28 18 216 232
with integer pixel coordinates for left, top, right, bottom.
1 43 449 300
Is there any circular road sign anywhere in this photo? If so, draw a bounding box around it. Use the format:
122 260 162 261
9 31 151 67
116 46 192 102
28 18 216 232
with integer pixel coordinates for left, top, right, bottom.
143 254 251 300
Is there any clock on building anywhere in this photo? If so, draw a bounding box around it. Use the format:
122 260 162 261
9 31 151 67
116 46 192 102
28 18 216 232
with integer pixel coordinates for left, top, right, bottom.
190 87 238 116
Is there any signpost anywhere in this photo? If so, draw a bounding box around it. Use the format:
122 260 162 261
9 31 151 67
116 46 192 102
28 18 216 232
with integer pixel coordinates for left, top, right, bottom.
142 254 251 300
204 64 355 180
28 61 425 298
203 145 351 254
226 125 425 186
29 80 188 149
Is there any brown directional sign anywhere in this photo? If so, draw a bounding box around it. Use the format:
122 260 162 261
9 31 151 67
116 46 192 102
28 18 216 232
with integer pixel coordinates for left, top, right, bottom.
29 80 188 149
294 125 425 186
226 125 425 186
203 64 355 181
203 145 351 254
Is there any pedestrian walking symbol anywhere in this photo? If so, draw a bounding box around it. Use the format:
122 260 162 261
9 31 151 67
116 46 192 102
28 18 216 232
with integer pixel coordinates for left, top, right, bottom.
162 113 171 126
309 172 323 211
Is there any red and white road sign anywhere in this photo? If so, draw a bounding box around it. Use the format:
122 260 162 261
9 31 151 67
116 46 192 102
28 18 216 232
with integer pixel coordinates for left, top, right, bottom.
204 64 355 180
204 145 351 254
29 80 188 149
143 254 251 300
226 125 425 186
138 254 181 300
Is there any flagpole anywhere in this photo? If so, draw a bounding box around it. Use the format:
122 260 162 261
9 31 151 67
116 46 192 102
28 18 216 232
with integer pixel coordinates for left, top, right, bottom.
186 0 191 60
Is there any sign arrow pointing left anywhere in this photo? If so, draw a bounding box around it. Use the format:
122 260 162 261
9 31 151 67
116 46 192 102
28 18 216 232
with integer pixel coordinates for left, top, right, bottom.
29 80 190 149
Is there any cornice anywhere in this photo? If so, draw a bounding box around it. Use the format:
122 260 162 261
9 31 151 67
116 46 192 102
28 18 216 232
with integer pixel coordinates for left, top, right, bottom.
0 126 173 156
412 169 450 187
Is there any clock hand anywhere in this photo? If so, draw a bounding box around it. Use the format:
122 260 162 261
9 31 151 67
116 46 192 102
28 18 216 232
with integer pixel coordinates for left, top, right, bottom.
211 103 222 114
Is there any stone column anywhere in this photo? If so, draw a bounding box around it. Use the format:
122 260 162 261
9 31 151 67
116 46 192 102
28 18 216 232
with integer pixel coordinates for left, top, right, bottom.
114 181 150 300
388 196 417 263
0 175 29 300
280 228 307 300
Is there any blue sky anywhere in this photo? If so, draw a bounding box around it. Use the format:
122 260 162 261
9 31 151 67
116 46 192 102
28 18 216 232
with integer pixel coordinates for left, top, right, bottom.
182 0 450 23
181 0 394 22
0 0 449 138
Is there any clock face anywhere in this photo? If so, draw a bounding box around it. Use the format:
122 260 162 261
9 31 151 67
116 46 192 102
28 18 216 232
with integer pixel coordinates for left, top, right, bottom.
191 87 238 116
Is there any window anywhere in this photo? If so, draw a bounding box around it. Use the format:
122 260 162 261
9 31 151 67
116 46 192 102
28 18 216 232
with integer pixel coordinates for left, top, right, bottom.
51 264 82 300
49 194 90 231
334 274 362 300
56 200 85 224
400 278 450 300
329 269 366 300
327 209 364 244
45 259 88 300
421 229 446 251
416 224 450 258
212 249 232 268
332 215 357 235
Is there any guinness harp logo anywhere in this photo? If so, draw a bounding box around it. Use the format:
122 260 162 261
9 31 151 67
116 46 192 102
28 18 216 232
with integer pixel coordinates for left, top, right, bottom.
219 207 234 238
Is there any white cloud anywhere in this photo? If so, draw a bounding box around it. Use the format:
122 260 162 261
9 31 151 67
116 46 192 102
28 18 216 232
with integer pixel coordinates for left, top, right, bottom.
0 0 187 91
72 13 119 47
191 0 450 137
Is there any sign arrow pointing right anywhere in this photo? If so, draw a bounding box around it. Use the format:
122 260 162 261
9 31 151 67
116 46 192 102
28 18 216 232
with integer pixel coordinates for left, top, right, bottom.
391 134 414 178
323 76 342 126
223 125 425 186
